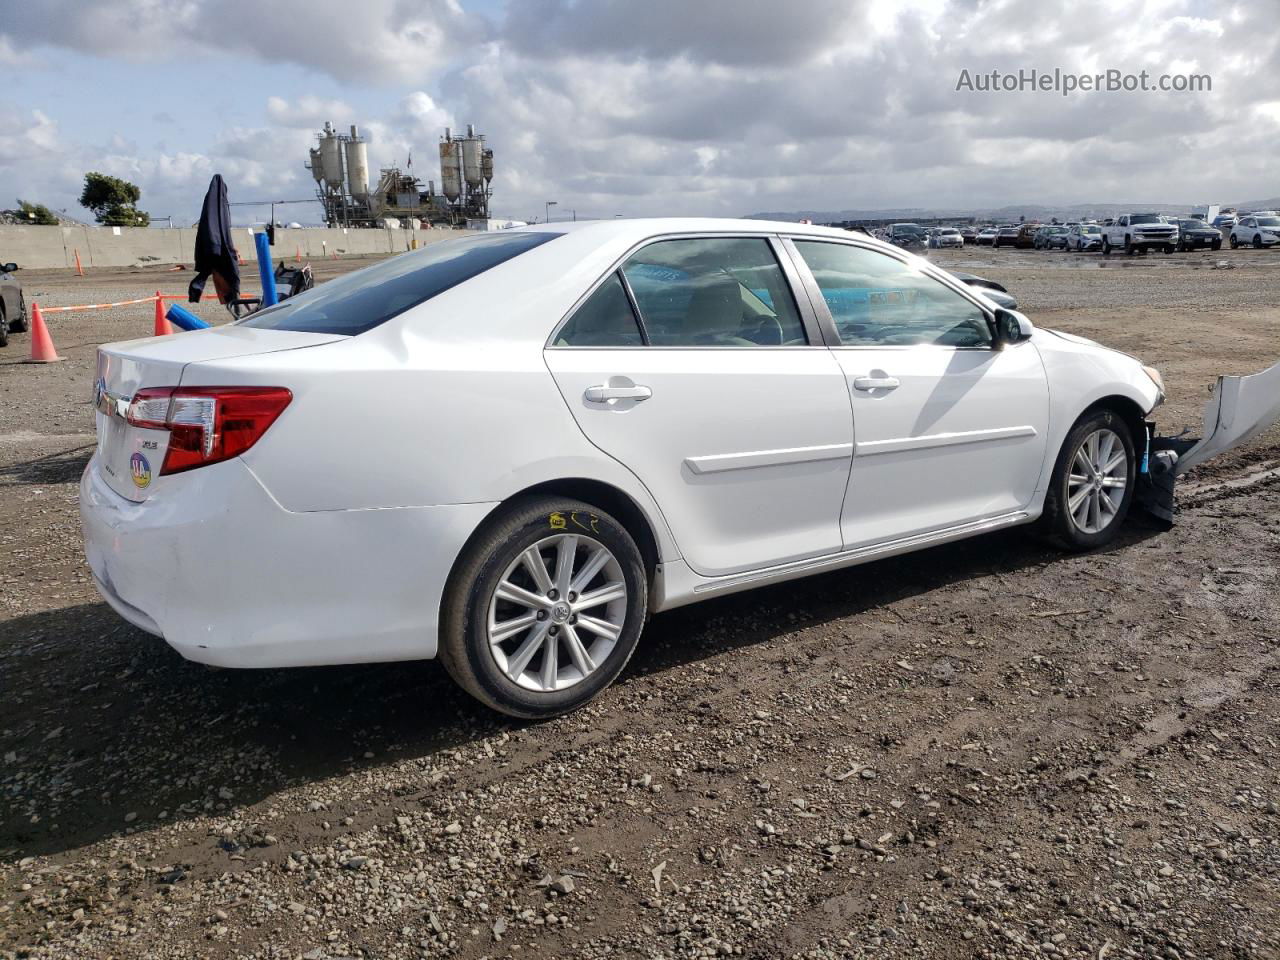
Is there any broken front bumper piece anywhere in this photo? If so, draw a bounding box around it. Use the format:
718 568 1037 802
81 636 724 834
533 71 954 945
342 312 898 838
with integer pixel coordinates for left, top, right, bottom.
1138 359 1280 523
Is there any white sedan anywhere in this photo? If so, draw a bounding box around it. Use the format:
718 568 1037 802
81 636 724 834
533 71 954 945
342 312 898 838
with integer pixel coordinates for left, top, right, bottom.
81 219 1280 717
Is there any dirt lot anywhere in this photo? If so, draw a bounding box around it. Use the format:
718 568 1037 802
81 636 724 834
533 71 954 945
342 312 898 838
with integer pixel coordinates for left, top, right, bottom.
1 246 1278 960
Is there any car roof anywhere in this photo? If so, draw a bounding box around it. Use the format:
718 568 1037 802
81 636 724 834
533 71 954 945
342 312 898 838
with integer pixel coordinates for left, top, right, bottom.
508 217 878 244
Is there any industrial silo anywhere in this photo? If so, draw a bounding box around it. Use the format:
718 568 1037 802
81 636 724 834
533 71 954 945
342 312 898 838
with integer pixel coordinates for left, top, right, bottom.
318 122 344 187
461 123 484 189
344 125 370 200
439 129 462 202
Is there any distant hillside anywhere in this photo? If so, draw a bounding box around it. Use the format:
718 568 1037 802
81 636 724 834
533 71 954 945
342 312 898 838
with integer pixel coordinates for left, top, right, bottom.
745 198 1280 223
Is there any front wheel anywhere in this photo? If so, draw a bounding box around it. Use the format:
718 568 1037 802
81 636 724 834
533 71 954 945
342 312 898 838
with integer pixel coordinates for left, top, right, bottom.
1041 410 1136 551
9 294 27 333
1211 240 1221 251
0 304 8 348
439 496 648 719
1254 234 1264 249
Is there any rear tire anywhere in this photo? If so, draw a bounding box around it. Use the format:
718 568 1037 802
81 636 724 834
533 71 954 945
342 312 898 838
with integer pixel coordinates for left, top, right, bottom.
1230 234 1239 249
438 496 648 719
1041 410 1136 551
0 304 8 348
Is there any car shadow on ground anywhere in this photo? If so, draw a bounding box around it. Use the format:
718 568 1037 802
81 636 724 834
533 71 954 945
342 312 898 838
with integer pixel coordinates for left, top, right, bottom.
0 520 1162 861
0 443 93 486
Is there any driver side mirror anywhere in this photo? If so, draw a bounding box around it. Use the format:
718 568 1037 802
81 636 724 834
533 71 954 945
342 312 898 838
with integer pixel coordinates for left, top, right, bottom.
2 263 16 273
992 307 1033 348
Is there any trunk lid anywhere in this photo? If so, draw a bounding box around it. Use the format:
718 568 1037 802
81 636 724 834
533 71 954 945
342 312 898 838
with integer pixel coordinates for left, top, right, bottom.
94 326 345 502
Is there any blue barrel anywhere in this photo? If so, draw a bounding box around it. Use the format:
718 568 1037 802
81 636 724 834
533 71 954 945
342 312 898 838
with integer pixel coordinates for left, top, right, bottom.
166 302 210 331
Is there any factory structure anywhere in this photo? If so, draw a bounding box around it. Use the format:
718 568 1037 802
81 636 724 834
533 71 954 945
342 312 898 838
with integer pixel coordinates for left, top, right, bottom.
307 122 494 228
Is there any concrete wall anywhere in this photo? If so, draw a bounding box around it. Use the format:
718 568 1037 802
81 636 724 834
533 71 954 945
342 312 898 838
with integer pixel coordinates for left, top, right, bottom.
0 224 464 270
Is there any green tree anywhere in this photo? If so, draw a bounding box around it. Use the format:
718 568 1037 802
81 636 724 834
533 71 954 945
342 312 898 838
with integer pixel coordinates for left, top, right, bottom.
17 200 59 225
79 172 150 227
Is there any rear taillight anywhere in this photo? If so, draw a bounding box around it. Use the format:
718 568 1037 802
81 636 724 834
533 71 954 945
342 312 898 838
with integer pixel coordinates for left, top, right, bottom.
126 387 292 475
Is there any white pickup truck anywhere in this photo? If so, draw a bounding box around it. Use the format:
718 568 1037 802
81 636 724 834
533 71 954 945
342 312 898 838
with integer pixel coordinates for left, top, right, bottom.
1102 214 1179 255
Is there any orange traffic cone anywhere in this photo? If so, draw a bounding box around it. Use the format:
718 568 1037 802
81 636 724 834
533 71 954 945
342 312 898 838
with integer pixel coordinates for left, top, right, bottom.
74 249 84 276
24 302 61 363
154 292 173 336
295 245 302 263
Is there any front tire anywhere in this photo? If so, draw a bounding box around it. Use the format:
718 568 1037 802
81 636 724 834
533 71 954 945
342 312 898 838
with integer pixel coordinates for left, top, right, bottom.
9 295 27 333
1254 234 1264 249
1041 410 1136 551
0 304 8 348
439 496 648 719
1230 234 1239 249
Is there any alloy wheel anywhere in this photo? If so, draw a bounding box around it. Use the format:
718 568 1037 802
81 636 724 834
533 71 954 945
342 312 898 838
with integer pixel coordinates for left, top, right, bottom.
486 534 627 692
1066 428 1128 535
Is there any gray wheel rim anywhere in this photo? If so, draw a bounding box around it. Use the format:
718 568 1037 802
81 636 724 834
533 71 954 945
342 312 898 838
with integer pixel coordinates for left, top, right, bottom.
487 534 627 693
1067 428 1127 535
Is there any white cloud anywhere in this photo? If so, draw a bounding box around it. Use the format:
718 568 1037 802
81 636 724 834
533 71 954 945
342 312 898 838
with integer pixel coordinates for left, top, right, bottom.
266 96 354 129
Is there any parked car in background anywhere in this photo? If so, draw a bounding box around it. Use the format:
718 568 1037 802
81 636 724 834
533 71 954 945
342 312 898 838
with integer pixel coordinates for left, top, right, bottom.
82 218 1275 718
1015 223 1041 248
1174 218 1222 251
1102 214 1178 255
887 223 929 249
1067 223 1104 251
960 226 979 244
1034 226 1070 250
976 227 999 245
1212 213 1236 230
0 260 27 349
929 227 964 249
994 226 1020 247
1230 214 1280 249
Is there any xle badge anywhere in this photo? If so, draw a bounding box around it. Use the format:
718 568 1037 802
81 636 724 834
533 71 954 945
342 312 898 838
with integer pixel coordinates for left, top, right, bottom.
130 451 151 489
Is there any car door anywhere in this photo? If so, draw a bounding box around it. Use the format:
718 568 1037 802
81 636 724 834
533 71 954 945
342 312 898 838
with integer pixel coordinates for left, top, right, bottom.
786 237 1050 549
544 234 854 577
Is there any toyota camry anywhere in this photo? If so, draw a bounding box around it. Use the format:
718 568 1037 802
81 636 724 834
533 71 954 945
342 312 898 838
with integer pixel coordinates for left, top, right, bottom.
81 220 1280 717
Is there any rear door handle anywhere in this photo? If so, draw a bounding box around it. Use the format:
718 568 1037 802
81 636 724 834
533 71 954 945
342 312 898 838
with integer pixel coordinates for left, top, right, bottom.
853 376 900 391
585 384 652 403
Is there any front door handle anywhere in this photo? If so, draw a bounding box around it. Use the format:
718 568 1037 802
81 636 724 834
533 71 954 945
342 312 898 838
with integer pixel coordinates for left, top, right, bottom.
585 383 652 403
853 376 900 391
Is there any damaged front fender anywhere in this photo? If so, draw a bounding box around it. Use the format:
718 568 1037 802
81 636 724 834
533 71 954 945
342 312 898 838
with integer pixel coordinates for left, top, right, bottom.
1137 359 1280 523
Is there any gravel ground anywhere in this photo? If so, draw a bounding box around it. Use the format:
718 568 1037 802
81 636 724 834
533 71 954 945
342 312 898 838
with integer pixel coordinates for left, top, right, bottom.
1 248 1278 960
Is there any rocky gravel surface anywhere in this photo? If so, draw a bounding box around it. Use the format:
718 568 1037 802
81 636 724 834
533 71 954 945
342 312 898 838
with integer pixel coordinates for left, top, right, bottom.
1 251 1278 959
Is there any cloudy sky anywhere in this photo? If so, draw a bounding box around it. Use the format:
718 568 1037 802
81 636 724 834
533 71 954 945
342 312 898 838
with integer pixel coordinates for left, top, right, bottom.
1 0 1277 225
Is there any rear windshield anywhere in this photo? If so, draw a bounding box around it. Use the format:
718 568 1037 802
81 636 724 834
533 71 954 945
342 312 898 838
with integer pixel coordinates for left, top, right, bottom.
240 231 560 335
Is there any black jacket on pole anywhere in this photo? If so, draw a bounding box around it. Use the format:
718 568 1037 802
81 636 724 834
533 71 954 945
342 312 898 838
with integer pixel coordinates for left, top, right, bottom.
189 174 241 304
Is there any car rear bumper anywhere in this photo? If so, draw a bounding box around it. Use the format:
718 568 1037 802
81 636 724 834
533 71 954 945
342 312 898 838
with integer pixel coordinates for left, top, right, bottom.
80 454 496 668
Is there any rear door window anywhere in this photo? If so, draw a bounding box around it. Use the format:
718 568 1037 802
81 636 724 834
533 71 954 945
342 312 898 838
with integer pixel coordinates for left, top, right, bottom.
619 237 807 347
241 231 560 335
